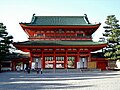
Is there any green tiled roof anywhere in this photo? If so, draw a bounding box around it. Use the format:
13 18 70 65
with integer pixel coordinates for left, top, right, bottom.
4 53 29 61
21 15 96 26
15 40 106 46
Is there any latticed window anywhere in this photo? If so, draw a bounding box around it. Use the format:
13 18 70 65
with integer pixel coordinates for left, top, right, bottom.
45 57 53 61
37 34 43 36
77 33 84 37
56 57 64 61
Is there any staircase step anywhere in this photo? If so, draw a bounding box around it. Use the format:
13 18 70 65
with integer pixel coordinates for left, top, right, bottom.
42 69 101 73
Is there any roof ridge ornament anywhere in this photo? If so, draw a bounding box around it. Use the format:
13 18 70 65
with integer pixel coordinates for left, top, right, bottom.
84 14 91 24
33 13 35 17
31 13 36 23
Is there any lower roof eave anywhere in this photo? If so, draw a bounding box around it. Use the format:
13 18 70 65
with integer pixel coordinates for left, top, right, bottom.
14 44 107 52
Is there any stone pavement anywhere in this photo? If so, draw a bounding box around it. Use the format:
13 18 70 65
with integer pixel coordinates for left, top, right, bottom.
0 71 120 90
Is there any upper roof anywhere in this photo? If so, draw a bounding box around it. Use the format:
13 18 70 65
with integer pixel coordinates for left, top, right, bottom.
20 14 97 26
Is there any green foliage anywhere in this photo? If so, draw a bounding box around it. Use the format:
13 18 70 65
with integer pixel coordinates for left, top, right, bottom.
103 15 120 60
0 23 13 61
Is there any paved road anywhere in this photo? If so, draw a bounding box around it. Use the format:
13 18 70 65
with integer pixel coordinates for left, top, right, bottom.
0 71 120 90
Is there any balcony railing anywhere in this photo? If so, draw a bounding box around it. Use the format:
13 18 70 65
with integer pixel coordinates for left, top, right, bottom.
29 36 92 40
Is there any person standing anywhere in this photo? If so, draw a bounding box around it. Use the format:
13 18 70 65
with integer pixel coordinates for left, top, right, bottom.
41 68 43 74
27 67 30 74
36 68 40 74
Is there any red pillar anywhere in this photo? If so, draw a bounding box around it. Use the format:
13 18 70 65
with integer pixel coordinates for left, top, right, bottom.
76 49 79 69
29 52 32 68
12 61 16 71
88 51 91 62
77 48 80 62
87 51 91 69
41 48 44 69
64 48 68 69
53 48 56 69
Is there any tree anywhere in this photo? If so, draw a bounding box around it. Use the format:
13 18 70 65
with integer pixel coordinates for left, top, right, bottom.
102 15 120 60
0 23 13 72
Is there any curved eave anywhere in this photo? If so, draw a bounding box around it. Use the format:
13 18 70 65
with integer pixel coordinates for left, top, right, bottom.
13 43 107 52
89 43 107 51
19 23 101 29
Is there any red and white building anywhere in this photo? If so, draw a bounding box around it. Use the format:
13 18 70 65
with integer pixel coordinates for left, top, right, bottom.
12 14 108 71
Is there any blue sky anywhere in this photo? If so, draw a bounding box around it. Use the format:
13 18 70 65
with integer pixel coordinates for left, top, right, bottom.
0 0 120 41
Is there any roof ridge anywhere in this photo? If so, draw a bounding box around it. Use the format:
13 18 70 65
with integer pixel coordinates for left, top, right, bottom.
34 15 85 17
